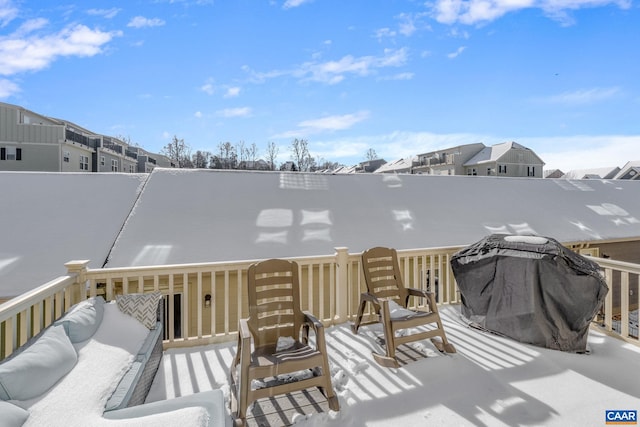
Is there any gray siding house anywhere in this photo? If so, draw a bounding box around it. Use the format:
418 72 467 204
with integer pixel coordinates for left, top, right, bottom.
463 141 545 178
413 143 486 176
0 102 170 173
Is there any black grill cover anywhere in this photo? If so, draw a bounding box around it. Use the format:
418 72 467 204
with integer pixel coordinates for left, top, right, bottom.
450 234 608 352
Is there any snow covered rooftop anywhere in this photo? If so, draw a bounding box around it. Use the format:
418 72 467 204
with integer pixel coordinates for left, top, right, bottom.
0 172 146 299
3 168 640 299
106 169 640 268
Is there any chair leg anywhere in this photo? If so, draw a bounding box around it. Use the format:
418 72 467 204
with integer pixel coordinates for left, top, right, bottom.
351 297 367 334
372 303 400 368
319 358 340 411
430 318 456 354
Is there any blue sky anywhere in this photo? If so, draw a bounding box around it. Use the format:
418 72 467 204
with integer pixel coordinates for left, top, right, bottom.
1 0 638 172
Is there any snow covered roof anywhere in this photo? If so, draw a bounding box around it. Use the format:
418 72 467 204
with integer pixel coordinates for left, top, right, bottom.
106 168 640 269
0 172 146 299
563 167 620 180
464 141 529 165
613 161 640 180
4 168 640 299
373 157 416 173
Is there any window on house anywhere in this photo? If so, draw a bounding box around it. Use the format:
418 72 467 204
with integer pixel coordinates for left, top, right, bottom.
487 168 492 175
100 156 105 166
111 159 118 172
80 155 89 170
1 147 21 161
499 165 507 174
63 151 70 162
528 166 535 177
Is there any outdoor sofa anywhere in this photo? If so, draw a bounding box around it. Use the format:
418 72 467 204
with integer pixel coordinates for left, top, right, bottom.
0 294 225 426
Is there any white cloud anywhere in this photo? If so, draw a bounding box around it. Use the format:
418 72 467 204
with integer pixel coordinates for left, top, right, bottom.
127 16 166 28
87 8 121 19
0 24 121 76
276 111 370 139
194 111 203 118
283 0 312 9
523 135 640 172
378 72 414 81
295 48 408 84
200 81 215 95
539 87 621 105
374 28 396 40
431 0 630 26
224 86 240 98
447 46 466 59
0 1 18 27
216 107 252 118
0 78 19 98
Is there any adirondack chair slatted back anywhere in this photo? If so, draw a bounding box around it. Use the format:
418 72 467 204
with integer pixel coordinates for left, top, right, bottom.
247 258 303 348
361 247 408 303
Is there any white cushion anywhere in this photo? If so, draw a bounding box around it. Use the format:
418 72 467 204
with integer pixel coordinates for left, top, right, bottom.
116 292 162 329
55 296 105 343
0 325 77 400
0 401 29 427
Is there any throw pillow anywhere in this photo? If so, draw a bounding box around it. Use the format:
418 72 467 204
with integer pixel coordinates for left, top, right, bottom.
116 292 162 329
0 325 77 400
0 401 29 427
55 296 105 343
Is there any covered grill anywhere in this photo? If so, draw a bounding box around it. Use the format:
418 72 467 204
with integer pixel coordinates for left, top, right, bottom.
450 234 608 352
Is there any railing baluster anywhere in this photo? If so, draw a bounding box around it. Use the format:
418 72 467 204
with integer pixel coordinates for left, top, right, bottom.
182 273 189 341
211 270 217 337
621 271 630 338
224 270 230 335
197 271 203 339
604 268 613 332
168 274 175 342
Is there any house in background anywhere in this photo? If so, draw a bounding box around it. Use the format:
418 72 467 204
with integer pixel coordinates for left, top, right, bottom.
463 141 545 178
342 142 546 178
355 158 387 173
412 143 485 176
373 157 416 174
561 166 621 180
0 101 172 173
613 161 640 180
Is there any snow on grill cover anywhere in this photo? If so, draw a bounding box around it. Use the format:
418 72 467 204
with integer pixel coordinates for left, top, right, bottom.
450 234 608 352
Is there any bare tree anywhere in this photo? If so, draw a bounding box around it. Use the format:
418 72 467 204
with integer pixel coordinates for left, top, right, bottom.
290 138 313 172
246 143 259 167
217 142 237 169
265 141 279 171
236 141 246 169
192 150 211 168
366 148 378 161
161 135 192 168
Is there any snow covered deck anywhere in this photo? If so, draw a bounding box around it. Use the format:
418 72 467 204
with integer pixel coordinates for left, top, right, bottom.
146 305 640 427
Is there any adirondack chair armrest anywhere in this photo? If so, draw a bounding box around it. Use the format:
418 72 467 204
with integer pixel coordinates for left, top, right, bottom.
302 311 328 349
361 292 382 311
238 318 252 349
406 288 437 310
302 311 324 331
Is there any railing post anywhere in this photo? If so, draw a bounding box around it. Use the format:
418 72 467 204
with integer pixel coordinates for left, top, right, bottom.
65 260 90 306
334 247 349 323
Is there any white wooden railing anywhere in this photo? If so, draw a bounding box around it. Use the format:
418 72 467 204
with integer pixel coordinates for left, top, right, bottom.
1 246 638 360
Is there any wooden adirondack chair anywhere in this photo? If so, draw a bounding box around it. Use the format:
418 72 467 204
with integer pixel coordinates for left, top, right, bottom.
352 246 456 368
230 259 339 425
